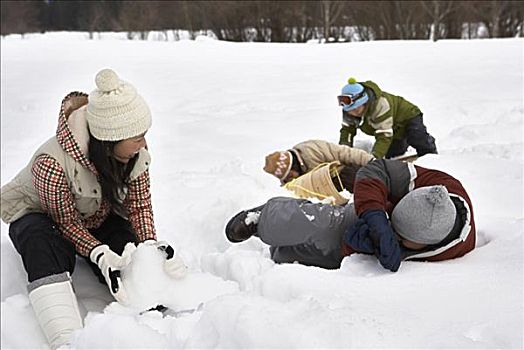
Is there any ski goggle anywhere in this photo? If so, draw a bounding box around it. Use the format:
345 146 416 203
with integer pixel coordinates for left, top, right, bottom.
337 92 365 107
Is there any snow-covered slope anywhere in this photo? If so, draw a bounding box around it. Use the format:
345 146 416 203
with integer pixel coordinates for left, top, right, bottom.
1 34 522 349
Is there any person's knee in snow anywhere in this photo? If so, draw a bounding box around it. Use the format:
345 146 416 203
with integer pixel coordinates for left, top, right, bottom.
8 213 76 282
405 114 437 156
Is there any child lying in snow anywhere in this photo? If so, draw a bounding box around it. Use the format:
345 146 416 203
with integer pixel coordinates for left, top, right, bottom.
225 159 476 272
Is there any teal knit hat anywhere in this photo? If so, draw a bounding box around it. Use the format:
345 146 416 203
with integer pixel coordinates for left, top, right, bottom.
339 77 369 112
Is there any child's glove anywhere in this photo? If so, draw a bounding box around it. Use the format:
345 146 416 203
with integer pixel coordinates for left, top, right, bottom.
361 210 401 272
89 242 136 304
344 218 374 254
144 240 188 279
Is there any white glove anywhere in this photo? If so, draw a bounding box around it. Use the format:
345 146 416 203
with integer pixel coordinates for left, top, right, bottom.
164 254 188 279
89 243 136 305
143 240 188 279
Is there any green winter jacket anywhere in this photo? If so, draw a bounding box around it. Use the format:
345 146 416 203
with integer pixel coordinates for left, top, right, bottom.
339 81 421 158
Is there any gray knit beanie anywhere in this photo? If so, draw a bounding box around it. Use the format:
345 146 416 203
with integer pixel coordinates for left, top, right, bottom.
391 185 456 245
86 69 152 141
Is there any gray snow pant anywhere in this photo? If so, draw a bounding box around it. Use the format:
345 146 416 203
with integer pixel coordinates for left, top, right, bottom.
256 197 358 269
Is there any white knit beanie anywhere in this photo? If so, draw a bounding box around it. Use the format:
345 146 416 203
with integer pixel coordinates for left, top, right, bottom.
86 69 152 141
391 185 456 245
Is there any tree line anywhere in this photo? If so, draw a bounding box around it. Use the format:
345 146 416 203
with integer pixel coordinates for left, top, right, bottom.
2 0 523 42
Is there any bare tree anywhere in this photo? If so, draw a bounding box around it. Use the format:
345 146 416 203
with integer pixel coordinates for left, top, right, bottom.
319 0 345 41
76 1 122 38
504 1 524 37
180 1 195 39
491 0 524 37
1 1 41 36
466 0 523 38
420 0 456 41
195 1 250 41
258 1 293 42
441 2 468 39
117 1 165 39
344 2 377 41
393 1 425 40
2 0 523 42
288 1 316 42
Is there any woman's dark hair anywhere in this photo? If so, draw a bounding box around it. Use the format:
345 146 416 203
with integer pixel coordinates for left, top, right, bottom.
88 134 138 215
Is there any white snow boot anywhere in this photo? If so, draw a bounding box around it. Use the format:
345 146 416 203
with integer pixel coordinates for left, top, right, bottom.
28 272 83 350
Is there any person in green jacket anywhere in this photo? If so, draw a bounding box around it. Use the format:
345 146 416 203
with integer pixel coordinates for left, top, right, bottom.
337 77 437 159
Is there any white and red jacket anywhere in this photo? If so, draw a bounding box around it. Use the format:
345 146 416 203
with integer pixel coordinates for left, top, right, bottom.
343 159 475 261
1 92 156 256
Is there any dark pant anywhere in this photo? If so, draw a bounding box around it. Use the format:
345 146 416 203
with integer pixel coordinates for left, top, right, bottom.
386 114 437 159
333 164 360 193
9 212 138 283
270 245 343 269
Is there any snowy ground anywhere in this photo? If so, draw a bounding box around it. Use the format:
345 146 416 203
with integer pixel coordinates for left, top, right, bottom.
1 33 523 349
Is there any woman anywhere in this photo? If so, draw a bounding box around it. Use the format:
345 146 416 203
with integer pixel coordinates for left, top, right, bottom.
1 69 186 350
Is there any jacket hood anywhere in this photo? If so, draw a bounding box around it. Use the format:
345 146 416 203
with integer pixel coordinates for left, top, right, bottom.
288 148 307 175
362 81 382 98
55 92 97 173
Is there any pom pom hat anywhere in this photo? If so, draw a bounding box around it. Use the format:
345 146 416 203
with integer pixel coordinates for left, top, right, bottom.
391 185 457 245
86 69 152 141
339 77 369 112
